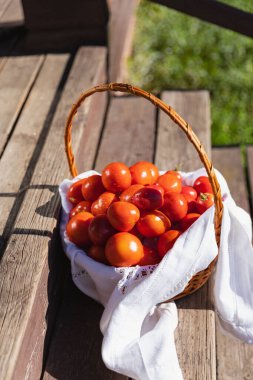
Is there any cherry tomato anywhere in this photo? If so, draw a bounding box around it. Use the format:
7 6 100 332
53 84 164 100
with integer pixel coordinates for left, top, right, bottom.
137 210 171 238
102 162 132 193
178 213 200 232
193 176 213 194
156 173 182 193
196 193 214 214
119 184 144 202
131 185 164 211
165 170 182 182
157 230 182 258
88 214 116 245
137 246 161 266
161 193 188 222
81 175 105 202
187 200 198 213
66 212 94 248
67 179 86 205
107 201 140 232
91 192 118 216
69 201 92 219
88 245 108 265
130 161 159 185
181 186 197 201
105 232 144 267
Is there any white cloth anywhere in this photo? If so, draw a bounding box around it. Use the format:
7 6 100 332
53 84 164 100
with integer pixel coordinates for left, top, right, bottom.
59 168 253 380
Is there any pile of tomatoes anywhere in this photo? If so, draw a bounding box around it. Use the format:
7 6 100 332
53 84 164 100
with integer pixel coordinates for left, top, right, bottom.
66 161 214 267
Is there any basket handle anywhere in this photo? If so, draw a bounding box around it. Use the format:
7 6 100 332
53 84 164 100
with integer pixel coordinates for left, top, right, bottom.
65 83 223 247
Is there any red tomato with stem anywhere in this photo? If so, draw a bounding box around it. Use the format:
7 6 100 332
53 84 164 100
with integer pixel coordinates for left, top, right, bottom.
196 193 214 214
161 193 188 222
88 245 108 265
66 212 94 248
107 201 140 232
178 213 200 232
67 179 86 205
137 246 161 266
156 173 182 193
102 162 132 193
88 214 116 245
130 161 159 185
81 175 105 202
193 176 213 194
157 230 182 258
91 192 118 216
69 201 92 219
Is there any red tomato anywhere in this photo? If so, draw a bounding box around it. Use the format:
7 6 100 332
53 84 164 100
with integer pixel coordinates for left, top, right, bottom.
102 162 132 193
181 186 197 201
105 232 144 267
91 192 118 216
193 176 213 194
187 200 198 213
81 175 105 202
137 246 161 266
119 184 144 202
161 193 188 222
137 210 171 238
165 170 182 182
66 212 94 248
178 213 200 232
130 161 159 185
88 245 108 265
142 237 158 251
196 193 214 214
67 179 86 205
88 214 116 245
107 201 140 232
156 173 182 193
69 201 92 219
157 230 181 258
131 185 164 211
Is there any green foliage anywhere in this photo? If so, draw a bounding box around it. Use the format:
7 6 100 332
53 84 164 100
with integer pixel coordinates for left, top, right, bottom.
128 0 253 145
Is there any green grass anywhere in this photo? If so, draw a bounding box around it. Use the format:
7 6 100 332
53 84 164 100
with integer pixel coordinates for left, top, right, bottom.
128 0 253 145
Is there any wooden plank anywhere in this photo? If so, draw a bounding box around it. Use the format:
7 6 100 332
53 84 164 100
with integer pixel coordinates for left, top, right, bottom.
108 0 139 82
212 147 253 380
0 0 23 25
153 0 253 39
0 46 107 380
0 54 44 156
0 0 12 19
156 91 216 380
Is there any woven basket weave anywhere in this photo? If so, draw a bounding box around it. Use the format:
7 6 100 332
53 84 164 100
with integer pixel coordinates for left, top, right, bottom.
64 83 223 300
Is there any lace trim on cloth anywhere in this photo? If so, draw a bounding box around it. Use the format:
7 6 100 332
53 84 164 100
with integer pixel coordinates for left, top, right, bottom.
116 265 158 294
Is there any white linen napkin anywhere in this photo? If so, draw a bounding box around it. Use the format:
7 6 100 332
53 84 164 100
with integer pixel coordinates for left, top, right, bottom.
59 168 253 380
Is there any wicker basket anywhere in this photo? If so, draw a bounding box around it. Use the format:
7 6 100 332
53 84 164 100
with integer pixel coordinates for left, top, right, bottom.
64 82 223 300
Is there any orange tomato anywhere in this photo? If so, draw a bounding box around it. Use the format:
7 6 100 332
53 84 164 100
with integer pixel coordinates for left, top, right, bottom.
102 162 132 193
119 184 144 202
178 213 200 232
88 215 116 245
157 230 182 258
105 232 144 267
156 173 182 193
67 179 86 205
91 192 118 216
69 201 92 219
81 175 105 202
161 193 188 222
88 245 108 264
130 161 159 185
165 170 182 182
66 212 94 248
107 201 140 232
137 246 161 266
137 210 171 238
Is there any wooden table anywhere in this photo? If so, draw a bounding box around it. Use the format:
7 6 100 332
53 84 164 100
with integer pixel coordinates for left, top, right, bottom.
0 4 253 380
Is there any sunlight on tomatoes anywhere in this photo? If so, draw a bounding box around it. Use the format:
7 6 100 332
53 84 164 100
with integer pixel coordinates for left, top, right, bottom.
193 176 213 194
81 175 105 202
131 185 164 211
66 212 94 248
88 245 108 265
102 162 131 193
88 215 116 245
67 178 86 205
105 232 144 267
107 201 140 232
158 230 182 258
196 193 214 214
91 192 118 216
156 173 182 193
69 201 92 219
165 170 182 181
137 246 161 266
181 186 197 201
130 161 159 185
161 193 188 222
119 184 144 202
137 210 171 238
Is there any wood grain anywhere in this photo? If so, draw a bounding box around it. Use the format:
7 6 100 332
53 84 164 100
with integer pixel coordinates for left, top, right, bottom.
0 0 23 24
156 91 216 380
0 47 107 380
212 147 253 380
0 54 44 156
0 0 12 19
